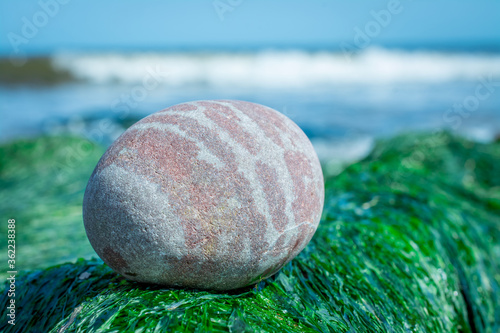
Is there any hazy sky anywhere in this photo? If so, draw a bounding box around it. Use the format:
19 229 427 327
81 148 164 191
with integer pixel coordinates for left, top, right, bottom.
1 0 499 54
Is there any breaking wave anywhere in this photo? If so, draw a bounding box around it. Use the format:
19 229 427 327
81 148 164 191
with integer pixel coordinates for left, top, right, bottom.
6 47 498 87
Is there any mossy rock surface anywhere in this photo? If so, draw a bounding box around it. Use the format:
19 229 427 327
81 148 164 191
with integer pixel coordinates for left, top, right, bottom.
0 132 499 332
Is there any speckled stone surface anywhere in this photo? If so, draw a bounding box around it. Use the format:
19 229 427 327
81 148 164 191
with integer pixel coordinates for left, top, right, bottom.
83 100 324 290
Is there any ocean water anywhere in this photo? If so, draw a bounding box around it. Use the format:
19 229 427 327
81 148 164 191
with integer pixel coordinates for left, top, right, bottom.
1 47 500 163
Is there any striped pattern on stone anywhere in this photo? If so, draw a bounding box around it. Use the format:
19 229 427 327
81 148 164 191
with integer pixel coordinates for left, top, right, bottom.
83 100 324 290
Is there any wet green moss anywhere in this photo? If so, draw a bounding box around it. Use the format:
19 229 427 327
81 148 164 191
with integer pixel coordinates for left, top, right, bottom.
0 136 105 276
0 132 498 332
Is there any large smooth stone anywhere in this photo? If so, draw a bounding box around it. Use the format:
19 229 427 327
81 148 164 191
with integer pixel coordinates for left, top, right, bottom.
83 100 324 290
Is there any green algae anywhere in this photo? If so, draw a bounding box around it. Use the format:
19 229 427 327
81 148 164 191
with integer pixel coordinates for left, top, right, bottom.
0 136 105 278
0 132 499 332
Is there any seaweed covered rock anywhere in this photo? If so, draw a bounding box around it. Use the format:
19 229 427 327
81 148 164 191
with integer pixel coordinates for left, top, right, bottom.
0 136 105 276
1 132 499 332
83 100 324 290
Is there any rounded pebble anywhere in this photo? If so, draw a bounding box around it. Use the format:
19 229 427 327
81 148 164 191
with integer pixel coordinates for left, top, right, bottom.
83 100 324 290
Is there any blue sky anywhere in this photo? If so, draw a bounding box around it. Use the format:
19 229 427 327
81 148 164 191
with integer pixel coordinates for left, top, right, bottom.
1 0 499 54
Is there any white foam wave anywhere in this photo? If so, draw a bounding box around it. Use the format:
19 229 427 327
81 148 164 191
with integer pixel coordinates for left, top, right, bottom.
311 136 374 163
52 48 500 88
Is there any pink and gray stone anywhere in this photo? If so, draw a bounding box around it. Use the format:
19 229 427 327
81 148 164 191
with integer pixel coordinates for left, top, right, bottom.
83 100 324 290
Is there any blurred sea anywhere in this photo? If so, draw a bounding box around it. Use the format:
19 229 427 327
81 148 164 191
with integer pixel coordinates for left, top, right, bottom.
1 47 500 163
